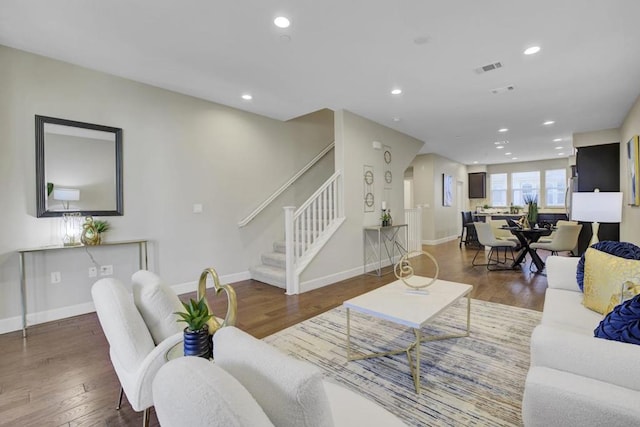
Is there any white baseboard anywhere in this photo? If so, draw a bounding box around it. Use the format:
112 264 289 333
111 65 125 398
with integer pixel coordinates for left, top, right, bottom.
0 271 251 335
423 235 459 245
0 301 96 335
170 270 251 296
299 259 398 293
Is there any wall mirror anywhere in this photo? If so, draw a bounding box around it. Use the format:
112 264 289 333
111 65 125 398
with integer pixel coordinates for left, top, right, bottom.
35 115 123 217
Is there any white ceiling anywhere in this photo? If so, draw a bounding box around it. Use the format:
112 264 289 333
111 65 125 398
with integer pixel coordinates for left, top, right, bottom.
3 0 640 165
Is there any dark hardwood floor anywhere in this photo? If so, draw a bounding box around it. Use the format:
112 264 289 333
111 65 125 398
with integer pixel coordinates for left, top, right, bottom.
0 240 550 426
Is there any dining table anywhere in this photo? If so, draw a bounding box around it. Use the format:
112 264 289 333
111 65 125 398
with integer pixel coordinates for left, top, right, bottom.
502 226 553 272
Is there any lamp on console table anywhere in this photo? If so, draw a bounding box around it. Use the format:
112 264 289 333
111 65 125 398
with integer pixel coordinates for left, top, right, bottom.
571 189 623 246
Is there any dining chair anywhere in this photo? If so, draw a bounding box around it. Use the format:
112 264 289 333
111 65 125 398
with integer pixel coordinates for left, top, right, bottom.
537 220 578 243
459 211 478 248
529 224 583 257
472 222 519 270
489 219 520 243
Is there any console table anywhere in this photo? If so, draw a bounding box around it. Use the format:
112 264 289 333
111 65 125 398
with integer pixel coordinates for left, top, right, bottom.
17 239 149 338
363 224 408 276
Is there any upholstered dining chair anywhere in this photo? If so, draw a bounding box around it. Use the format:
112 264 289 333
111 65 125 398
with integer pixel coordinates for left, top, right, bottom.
537 220 578 243
529 224 583 257
472 221 519 270
459 211 478 248
91 272 184 427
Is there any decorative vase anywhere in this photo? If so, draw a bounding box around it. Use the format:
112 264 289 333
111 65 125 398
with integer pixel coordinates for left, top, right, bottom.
183 325 211 359
527 202 538 227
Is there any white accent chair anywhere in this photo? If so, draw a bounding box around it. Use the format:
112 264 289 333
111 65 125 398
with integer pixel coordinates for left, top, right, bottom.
537 220 578 243
472 221 519 270
91 272 184 427
153 326 407 427
529 224 582 256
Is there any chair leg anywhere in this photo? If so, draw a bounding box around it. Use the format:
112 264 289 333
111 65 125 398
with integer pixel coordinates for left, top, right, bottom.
116 387 124 410
142 407 151 427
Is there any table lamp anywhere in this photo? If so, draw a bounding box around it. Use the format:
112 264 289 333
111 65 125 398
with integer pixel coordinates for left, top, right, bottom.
53 188 80 210
570 190 623 246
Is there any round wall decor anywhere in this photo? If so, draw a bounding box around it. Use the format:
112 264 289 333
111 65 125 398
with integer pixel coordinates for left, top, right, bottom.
365 192 374 207
364 170 374 185
384 150 392 164
385 170 392 184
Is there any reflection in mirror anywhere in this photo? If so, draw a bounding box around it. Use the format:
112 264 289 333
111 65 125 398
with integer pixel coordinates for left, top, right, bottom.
36 116 123 217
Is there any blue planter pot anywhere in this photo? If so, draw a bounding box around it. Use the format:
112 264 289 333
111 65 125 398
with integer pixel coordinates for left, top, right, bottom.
183 325 212 359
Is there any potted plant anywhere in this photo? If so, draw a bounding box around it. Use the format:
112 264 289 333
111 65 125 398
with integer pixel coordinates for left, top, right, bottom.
381 211 392 227
523 194 538 227
93 220 110 243
175 297 213 358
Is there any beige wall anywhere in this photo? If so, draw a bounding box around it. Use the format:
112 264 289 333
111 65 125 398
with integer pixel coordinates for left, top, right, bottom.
573 128 620 147
619 93 640 245
0 45 334 331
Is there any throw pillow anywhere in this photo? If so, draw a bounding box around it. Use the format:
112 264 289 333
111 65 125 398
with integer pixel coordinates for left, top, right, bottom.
582 248 640 314
131 270 184 344
594 294 640 345
604 281 640 314
576 241 640 291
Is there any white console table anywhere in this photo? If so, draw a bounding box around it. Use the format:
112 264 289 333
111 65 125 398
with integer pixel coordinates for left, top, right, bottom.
17 239 149 338
363 225 408 276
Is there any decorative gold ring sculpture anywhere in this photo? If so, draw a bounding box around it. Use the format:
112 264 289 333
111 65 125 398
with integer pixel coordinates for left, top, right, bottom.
394 250 440 290
197 267 238 334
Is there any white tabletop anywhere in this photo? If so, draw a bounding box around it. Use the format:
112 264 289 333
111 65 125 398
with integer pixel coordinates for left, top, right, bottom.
343 277 472 329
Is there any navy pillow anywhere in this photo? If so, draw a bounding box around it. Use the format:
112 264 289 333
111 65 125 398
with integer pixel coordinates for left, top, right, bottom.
576 241 640 291
594 293 640 344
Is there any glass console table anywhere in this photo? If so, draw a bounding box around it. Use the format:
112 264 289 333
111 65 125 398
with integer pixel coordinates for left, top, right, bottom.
17 239 149 338
363 224 408 276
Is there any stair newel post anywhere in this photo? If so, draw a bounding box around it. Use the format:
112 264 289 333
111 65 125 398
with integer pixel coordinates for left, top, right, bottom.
283 206 297 295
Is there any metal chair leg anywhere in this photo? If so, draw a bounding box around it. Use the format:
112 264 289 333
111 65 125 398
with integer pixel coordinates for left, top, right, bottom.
142 407 151 427
116 387 124 410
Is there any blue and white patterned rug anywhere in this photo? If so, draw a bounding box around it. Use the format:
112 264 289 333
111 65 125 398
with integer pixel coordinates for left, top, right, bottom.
263 298 541 427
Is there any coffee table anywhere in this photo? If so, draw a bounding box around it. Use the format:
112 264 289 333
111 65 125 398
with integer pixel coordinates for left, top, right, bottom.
343 277 472 392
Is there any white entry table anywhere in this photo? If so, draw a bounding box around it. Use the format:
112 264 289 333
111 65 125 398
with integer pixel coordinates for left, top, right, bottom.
17 239 149 338
343 277 472 392
363 224 408 276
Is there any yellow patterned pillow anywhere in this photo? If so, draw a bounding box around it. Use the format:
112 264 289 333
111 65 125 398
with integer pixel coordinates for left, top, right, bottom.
583 248 640 314
604 281 640 314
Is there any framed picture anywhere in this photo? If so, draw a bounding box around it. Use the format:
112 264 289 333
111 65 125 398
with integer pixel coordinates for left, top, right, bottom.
443 173 453 207
627 135 640 206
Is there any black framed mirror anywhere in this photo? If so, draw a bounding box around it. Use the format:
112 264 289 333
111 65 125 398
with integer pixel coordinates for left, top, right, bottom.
35 115 123 217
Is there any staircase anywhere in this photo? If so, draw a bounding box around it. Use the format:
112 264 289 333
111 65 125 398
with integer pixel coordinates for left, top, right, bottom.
249 171 344 294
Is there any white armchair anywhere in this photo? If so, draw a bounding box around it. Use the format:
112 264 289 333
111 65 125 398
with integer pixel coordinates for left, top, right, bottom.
91 274 183 427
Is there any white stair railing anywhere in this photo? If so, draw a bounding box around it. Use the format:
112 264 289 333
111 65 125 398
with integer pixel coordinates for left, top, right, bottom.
238 142 334 227
284 171 344 294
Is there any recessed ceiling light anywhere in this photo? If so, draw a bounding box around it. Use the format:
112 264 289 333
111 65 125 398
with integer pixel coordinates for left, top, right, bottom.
558 152 565 156
512 157 518 160
496 146 504 149
241 94 253 100
391 88 402 95
555 146 563 150
473 161 478 164
274 16 290 28
505 152 512 155
494 140 509 145
553 138 562 142
524 46 541 55
392 117 401 122
498 128 509 133
543 120 555 125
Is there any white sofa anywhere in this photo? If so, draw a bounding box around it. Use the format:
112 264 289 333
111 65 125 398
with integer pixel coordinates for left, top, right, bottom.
153 326 407 427
522 256 640 426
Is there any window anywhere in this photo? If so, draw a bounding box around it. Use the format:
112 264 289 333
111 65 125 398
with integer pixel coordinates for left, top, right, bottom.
490 173 507 206
512 171 540 206
545 169 567 207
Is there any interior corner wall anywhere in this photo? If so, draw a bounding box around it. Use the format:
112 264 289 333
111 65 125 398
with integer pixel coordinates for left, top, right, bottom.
411 154 467 244
0 45 334 331
619 92 640 245
299 110 423 290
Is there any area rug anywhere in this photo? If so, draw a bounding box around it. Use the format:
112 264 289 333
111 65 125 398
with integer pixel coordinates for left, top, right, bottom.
263 298 541 427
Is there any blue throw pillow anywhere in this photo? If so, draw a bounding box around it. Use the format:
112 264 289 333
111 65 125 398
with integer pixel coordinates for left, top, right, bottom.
594 293 640 344
577 241 640 291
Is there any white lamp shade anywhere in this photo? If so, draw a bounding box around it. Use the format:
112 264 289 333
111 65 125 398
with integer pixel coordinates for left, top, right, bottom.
571 192 622 223
53 188 80 201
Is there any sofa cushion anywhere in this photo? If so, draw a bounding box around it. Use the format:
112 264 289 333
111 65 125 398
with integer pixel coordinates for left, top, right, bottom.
131 270 184 344
594 294 640 344
605 282 640 314
153 357 275 427
577 241 640 291
541 288 603 334
214 326 334 427
583 248 640 314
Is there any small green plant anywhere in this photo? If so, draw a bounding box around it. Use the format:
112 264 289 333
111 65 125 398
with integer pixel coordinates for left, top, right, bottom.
93 220 110 233
175 298 213 332
381 212 391 222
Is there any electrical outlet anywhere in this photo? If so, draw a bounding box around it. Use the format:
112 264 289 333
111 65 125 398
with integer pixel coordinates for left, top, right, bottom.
89 267 98 278
100 265 113 276
51 272 61 284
